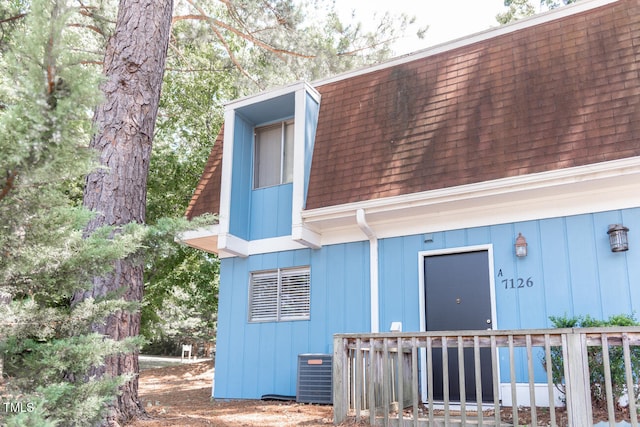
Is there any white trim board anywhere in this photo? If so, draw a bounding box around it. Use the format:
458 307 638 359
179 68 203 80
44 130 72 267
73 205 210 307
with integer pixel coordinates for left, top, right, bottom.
500 383 565 408
423 384 565 409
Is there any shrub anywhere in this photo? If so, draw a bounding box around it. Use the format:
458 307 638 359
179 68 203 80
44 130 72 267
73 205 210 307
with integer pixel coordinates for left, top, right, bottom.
544 313 640 409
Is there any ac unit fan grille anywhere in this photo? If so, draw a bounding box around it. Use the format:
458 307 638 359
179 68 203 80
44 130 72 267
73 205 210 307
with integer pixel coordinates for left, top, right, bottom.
296 354 332 404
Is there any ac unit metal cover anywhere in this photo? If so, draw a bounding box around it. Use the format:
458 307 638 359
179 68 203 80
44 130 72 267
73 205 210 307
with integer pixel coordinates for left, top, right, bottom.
296 354 332 404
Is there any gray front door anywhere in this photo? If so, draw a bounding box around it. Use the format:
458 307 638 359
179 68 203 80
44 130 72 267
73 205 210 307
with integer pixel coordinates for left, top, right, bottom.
424 250 493 402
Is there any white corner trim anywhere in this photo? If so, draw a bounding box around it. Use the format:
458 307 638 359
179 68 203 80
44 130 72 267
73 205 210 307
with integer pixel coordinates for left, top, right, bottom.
291 88 307 232
218 110 235 237
302 81 321 104
176 225 219 242
218 233 249 258
292 224 322 249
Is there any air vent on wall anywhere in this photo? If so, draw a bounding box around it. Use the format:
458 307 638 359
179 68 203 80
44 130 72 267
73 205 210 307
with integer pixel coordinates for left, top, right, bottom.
296 354 332 404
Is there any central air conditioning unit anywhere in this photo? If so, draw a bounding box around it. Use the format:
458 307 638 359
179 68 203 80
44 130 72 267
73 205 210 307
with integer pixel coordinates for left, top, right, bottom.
296 354 332 404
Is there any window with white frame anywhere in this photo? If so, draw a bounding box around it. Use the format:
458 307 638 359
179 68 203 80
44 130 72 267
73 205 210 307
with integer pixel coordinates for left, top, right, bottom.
248 267 310 322
253 120 294 189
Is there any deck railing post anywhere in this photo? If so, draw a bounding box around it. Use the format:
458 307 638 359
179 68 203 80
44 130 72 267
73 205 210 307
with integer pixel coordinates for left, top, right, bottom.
565 331 593 427
333 335 348 425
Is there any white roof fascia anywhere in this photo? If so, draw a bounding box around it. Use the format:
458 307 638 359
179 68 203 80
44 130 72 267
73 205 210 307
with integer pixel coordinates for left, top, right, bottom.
224 81 320 112
301 156 640 244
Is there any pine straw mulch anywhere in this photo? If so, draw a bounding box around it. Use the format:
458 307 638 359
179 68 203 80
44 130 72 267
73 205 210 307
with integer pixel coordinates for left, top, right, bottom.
127 360 638 426
127 360 334 427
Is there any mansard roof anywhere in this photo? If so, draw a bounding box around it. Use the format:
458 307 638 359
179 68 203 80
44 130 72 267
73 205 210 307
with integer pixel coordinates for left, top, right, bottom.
186 0 640 219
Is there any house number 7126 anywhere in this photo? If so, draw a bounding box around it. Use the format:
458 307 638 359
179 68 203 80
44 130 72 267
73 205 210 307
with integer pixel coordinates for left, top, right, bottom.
502 277 533 289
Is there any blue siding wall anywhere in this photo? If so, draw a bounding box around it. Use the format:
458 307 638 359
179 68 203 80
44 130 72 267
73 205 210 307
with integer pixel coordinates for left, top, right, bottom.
229 90 320 240
213 242 370 399
377 207 640 383
377 208 639 332
249 184 293 240
229 114 294 241
228 115 253 239
215 207 638 397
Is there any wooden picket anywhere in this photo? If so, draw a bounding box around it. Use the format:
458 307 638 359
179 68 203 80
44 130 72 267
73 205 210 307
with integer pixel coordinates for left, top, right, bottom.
333 327 640 426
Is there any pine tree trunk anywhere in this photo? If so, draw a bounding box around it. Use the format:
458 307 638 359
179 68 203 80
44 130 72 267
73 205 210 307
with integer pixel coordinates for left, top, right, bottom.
74 1 173 425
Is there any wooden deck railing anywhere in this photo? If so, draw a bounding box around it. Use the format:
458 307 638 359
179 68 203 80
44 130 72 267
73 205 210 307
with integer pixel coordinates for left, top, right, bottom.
333 327 640 426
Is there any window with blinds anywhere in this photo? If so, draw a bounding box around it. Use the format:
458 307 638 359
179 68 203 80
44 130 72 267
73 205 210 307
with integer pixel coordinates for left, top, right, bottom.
249 267 310 322
253 120 294 189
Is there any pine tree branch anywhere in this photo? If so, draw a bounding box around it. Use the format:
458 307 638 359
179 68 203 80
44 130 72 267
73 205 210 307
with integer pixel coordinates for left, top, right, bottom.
0 13 26 25
172 12 314 59
68 22 105 36
338 36 398 56
0 170 18 202
173 8 260 88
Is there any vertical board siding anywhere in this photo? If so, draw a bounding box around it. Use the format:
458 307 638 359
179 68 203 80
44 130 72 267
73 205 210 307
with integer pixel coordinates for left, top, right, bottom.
215 257 249 397
249 183 293 240
229 116 253 239
443 228 466 248
566 214 602 317
213 243 369 399
539 218 573 320
490 223 520 329
593 210 632 318
273 321 293 392
377 208 637 385
378 234 423 333
513 221 547 329
623 208 640 313
215 208 638 398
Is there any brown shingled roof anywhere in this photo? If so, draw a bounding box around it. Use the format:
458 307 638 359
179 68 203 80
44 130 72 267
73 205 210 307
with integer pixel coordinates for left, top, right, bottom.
187 0 640 216
305 0 640 209
185 126 223 220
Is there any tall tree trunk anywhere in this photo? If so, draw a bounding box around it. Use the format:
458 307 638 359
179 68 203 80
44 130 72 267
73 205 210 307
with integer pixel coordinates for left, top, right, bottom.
74 1 173 425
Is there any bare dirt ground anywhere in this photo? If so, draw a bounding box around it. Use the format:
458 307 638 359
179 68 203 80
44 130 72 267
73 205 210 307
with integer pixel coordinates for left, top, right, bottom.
127 360 634 426
127 360 336 427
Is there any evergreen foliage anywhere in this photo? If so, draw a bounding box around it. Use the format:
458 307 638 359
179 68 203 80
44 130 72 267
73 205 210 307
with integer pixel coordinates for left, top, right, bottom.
0 1 143 425
1 0 415 422
143 0 413 353
497 0 580 24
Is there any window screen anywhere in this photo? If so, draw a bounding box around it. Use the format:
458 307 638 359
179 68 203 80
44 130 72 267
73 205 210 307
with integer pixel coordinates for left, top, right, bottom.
249 267 310 322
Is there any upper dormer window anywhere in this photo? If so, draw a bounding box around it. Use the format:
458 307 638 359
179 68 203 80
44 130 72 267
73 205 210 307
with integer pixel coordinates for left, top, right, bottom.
254 120 294 189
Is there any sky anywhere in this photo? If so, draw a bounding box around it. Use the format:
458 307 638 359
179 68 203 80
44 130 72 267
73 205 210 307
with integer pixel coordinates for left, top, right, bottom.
334 0 508 55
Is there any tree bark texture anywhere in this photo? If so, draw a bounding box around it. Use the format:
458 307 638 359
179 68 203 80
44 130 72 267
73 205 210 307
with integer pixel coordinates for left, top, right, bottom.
75 1 173 425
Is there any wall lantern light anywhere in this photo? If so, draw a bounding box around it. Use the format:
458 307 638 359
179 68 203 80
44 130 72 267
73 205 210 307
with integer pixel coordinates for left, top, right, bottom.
515 233 528 257
607 224 629 252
